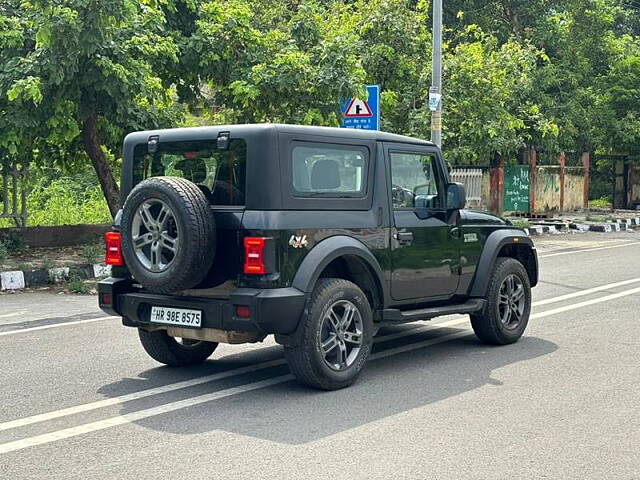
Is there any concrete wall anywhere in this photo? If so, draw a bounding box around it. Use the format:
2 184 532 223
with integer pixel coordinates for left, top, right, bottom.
0 224 111 247
481 169 491 211
475 154 588 215
534 166 560 214
532 166 585 214
564 167 585 212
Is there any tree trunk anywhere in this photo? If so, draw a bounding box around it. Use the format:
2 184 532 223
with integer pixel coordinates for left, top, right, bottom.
82 115 120 218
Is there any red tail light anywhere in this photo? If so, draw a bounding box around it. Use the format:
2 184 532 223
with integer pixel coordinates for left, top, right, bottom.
244 237 267 274
104 232 124 266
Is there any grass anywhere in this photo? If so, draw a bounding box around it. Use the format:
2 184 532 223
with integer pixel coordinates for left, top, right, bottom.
0 167 112 229
42 258 55 270
588 196 612 209
66 274 92 294
510 219 530 229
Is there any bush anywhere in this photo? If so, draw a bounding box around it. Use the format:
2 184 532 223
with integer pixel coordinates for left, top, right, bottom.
0 231 27 254
589 196 612 209
67 274 91 294
81 243 103 265
0 166 112 228
0 241 8 263
25 177 112 226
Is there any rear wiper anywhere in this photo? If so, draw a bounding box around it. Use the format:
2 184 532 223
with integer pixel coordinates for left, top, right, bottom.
303 192 354 198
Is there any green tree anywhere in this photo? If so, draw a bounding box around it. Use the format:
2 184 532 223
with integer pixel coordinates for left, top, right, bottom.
181 0 365 125
354 0 432 135
0 0 181 216
443 27 548 164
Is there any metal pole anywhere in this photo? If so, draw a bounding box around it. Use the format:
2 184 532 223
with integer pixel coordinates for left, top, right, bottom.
430 0 443 147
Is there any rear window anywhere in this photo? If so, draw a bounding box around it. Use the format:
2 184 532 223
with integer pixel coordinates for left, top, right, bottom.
291 143 368 197
133 139 247 206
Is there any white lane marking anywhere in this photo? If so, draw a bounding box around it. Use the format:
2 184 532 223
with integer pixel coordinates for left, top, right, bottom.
372 330 469 360
0 375 294 455
0 316 113 337
3 284 640 455
530 285 640 320
0 358 285 432
1 240 638 335
538 241 640 258
376 317 465 342
0 322 442 432
532 278 640 307
0 310 26 319
0 328 473 455
3 278 639 434
2 269 635 337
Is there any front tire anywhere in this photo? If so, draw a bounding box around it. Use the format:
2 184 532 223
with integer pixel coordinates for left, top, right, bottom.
284 279 374 390
138 329 218 366
470 257 531 345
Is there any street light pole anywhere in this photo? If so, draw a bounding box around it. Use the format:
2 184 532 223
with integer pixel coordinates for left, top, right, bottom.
430 0 443 147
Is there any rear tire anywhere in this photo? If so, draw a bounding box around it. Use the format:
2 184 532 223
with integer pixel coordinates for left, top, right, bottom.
284 278 374 390
470 257 531 345
138 329 218 366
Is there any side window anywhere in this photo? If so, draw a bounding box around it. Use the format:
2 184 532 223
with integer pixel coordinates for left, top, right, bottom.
390 152 441 209
291 143 368 197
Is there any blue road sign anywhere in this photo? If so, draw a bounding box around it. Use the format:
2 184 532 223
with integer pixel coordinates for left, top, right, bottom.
340 85 380 131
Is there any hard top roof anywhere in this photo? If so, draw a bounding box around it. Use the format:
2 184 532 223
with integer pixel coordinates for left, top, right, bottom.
124 123 434 147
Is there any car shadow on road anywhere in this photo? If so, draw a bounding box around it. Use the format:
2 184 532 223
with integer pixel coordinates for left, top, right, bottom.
96 343 285 398
101 326 558 445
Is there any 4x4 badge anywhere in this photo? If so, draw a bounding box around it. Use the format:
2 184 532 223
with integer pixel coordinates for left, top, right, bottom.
289 234 308 249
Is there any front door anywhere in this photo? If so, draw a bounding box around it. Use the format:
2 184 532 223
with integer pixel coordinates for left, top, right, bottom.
386 144 460 301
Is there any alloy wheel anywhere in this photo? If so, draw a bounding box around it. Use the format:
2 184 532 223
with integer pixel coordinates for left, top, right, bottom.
498 274 526 330
131 199 179 273
320 300 364 371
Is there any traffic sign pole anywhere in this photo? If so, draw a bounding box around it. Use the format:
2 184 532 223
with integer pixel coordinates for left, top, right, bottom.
430 0 443 148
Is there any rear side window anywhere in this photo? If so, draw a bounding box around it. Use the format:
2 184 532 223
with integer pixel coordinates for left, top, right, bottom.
291 143 368 197
133 139 247 206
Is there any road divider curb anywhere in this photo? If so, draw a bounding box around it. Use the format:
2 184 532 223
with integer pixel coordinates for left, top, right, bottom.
523 216 640 237
0 264 111 291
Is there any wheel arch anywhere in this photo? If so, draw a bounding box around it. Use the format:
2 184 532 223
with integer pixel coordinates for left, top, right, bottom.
469 229 538 298
291 236 386 312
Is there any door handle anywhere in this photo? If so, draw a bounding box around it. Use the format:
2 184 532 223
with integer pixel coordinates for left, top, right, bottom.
450 226 460 238
395 231 414 245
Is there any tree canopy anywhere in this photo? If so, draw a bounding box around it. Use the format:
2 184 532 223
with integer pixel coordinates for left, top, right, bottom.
1 0 639 214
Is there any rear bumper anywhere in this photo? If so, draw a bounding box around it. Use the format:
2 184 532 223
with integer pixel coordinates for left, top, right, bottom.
98 278 306 335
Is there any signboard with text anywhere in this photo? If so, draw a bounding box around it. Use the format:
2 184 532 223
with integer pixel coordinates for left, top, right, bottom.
340 85 380 131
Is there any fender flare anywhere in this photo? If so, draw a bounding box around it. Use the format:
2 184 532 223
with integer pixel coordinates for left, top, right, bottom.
469 229 538 298
291 235 385 299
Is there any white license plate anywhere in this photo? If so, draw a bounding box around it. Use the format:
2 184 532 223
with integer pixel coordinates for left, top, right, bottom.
150 306 202 328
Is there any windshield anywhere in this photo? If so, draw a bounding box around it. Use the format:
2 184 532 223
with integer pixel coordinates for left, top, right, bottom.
132 139 247 206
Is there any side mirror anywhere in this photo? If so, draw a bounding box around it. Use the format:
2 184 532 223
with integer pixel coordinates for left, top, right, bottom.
446 182 466 210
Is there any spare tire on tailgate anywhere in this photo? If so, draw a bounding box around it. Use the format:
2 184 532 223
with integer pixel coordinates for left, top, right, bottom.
120 176 216 293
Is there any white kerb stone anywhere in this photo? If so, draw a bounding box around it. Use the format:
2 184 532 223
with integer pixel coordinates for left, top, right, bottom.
0 271 26 290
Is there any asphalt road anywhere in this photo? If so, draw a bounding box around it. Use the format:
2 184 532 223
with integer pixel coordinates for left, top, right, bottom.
1 231 639 479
